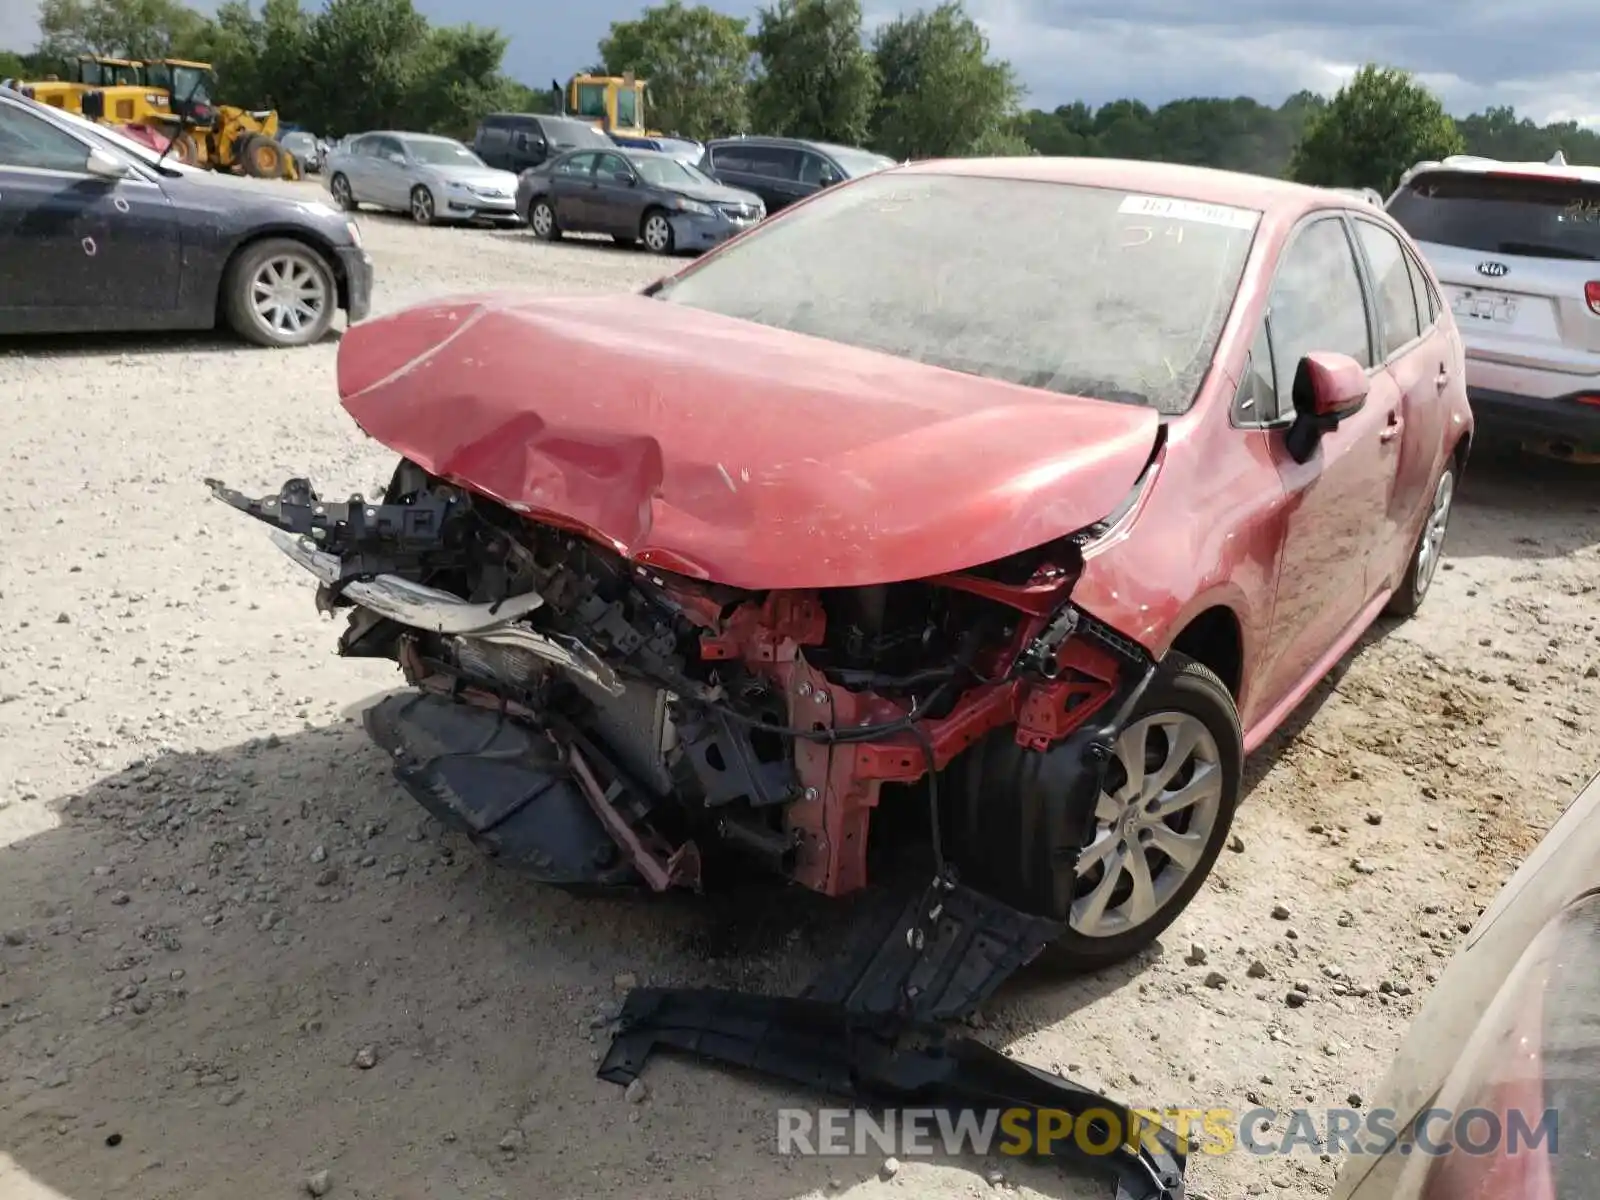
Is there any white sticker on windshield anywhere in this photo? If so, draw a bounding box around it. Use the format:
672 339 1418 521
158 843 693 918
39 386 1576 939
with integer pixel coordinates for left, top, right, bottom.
1118 194 1257 229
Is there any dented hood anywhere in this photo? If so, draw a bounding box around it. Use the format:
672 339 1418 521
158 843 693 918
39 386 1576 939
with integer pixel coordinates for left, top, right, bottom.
336 293 1160 590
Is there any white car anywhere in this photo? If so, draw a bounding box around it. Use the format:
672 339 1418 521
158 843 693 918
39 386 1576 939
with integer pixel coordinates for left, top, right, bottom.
323 131 521 226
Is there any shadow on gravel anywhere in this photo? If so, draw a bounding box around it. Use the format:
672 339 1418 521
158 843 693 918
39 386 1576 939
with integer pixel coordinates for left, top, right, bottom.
0 713 1123 1200
0 326 342 360
1449 440 1599 562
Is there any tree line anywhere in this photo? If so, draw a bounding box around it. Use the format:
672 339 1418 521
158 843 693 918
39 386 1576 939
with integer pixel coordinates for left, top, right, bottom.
5 0 1597 192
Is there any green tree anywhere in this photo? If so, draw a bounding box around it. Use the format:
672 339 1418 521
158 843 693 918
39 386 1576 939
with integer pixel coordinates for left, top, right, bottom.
293 0 429 133
870 1 1022 158
749 0 877 145
597 0 750 139
1288 64 1463 193
36 0 207 60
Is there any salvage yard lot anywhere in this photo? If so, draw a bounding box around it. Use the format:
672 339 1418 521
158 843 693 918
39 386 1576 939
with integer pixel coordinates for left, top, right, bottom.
1 192 1597 1200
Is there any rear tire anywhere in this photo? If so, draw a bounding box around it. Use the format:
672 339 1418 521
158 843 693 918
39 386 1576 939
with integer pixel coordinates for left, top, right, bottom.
221 237 337 349
947 654 1242 973
1385 464 1455 618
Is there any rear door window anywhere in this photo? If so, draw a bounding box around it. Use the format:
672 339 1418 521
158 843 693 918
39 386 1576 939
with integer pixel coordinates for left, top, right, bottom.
1405 250 1438 328
1388 171 1600 262
712 144 800 180
1353 218 1423 358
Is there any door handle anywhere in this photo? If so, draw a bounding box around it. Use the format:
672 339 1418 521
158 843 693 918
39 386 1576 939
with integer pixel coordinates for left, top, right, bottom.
1379 411 1405 443
1435 366 1449 392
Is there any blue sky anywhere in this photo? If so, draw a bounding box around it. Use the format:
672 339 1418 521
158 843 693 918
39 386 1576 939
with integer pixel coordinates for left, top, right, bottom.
5 0 1599 125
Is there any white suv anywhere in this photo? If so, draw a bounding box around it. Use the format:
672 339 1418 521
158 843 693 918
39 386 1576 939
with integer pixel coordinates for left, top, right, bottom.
1387 152 1600 461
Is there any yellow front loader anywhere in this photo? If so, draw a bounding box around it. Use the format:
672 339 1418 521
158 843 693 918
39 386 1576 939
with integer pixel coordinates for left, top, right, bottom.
139 58 300 180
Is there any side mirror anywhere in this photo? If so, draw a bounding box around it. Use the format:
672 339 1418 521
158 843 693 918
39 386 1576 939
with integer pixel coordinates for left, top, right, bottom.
1285 351 1369 464
612 171 635 185
84 146 128 179
386 152 406 166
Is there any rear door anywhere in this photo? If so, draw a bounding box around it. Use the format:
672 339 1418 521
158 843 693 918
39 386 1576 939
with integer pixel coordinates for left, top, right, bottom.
549 151 599 229
1387 169 1600 381
1349 215 1447 571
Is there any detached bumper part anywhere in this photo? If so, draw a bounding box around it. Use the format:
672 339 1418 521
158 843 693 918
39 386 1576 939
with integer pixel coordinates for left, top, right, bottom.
364 691 638 886
600 988 1187 1200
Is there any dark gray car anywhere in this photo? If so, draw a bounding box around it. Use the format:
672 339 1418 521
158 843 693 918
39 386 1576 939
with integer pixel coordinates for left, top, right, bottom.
517 147 765 254
696 136 895 215
0 88 372 348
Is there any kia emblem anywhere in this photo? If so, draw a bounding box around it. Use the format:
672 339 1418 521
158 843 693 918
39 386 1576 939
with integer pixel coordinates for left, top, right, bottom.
1477 260 1509 277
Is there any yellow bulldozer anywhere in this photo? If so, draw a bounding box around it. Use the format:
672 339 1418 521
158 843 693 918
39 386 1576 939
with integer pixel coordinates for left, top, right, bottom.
15 54 160 118
129 58 299 179
16 54 297 179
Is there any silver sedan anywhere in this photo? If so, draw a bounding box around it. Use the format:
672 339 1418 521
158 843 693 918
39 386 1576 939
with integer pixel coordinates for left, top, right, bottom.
324 131 522 226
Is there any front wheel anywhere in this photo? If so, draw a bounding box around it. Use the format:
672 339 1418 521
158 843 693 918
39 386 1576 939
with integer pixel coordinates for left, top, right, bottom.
641 209 675 254
948 654 1242 973
329 172 356 211
1385 464 1455 618
222 237 337 348
528 198 560 241
409 185 436 225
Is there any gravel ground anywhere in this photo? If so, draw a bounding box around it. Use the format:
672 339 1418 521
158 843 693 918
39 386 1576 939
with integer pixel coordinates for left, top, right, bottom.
1 183 1598 1200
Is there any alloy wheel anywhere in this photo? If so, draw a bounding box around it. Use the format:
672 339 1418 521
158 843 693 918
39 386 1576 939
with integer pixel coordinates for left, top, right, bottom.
1414 469 1455 598
643 214 672 253
411 189 434 224
1071 712 1224 938
249 253 329 342
531 203 553 237
331 175 352 208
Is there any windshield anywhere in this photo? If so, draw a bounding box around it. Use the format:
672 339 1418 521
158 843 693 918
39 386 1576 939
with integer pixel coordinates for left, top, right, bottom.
634 155 710 187
405 137 484 166
546 117 611 148
656 173 1258 415
1388 170 1600 261
823 145 897 177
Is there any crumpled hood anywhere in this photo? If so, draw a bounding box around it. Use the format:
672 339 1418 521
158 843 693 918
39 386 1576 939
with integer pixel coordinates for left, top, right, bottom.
336 293 1160 590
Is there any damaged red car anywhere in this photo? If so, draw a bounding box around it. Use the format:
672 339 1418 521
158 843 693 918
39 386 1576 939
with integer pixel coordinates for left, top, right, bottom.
212 157 1473 974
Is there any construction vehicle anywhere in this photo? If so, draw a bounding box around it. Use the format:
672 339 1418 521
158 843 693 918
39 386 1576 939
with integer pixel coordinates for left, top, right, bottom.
130 58 299 179
552 72 665 145
13 54 158 117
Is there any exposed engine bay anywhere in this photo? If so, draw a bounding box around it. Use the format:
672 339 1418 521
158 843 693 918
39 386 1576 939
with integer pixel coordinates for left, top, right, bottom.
206 459 1155 905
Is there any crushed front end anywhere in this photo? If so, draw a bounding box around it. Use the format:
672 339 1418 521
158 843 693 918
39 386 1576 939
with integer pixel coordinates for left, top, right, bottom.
207 460 1155 924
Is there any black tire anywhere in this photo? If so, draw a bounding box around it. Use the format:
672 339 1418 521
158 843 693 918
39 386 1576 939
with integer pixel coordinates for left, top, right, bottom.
641 208 675 254
1385 463 1456 618
329 172 357 211
221 237 338 349
946 654 1242 973
528 198 561 241
409 185 436 226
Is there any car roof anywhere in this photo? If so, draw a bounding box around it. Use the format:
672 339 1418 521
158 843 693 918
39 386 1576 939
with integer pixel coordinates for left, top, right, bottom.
1399 152 1600 188
895 156 1359 216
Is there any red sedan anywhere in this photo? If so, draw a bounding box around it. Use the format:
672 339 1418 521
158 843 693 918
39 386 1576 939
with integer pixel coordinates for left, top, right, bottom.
215 156 1472 974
